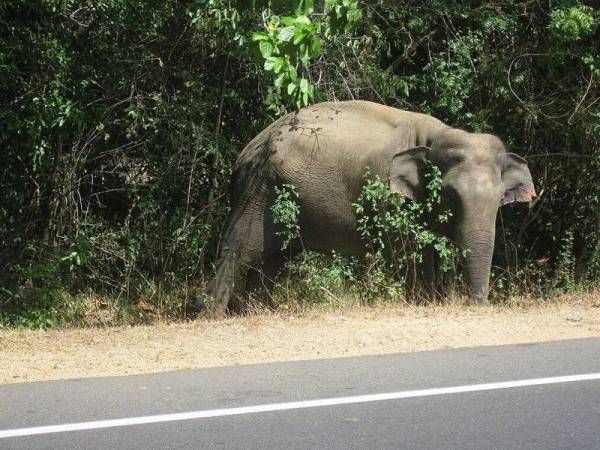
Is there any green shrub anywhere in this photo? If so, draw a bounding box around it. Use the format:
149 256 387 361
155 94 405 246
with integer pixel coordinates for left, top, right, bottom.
554 229 576 292
1 0 598 326
549 5 596 42
270 163 461 307
272 184 302 250
273 251 356 307
353 165 461 284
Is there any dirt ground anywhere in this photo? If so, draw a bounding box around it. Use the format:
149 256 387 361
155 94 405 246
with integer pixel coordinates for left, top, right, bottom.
1 293 599 385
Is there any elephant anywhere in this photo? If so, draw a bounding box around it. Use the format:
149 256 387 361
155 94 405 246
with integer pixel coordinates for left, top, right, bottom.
200 100 536 315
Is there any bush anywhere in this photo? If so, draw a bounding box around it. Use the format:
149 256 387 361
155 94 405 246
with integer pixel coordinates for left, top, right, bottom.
1 0 598 326
270 164 461 307
273 251 356 308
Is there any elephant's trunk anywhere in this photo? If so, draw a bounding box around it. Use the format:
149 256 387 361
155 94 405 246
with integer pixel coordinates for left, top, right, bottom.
457 224 496 302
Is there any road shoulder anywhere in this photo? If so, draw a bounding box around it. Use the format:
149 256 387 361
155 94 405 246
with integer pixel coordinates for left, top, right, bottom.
1 293 599 384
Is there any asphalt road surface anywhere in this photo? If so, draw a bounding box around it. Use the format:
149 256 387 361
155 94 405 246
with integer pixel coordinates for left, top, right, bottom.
1 338 599 449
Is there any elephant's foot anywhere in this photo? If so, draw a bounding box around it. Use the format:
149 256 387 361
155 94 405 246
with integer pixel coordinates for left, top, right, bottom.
189 291 228 319
203 302 228 320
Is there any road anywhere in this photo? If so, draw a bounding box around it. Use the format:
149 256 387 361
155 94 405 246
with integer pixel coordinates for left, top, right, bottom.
1 338 599 449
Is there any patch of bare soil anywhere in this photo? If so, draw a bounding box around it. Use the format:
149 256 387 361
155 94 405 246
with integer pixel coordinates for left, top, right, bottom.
1 293 599 385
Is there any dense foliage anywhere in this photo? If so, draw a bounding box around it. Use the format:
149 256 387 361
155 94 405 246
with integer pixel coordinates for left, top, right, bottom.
1 0 598 326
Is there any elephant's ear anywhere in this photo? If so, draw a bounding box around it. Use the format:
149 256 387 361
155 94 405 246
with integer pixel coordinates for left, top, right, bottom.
388 146 429 200
501 153 537 205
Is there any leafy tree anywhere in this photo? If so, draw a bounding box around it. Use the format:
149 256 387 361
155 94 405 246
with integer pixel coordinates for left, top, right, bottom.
1 0 598 326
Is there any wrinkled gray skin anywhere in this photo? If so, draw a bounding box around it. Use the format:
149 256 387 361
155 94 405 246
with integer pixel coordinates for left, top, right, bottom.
201 101 536 315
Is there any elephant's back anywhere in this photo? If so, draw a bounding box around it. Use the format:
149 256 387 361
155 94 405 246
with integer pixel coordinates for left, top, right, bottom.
233 99 444 203
272 101 443 160
265 102 387 173
288 100 406 147
291 100 443 138
265 101 441 184
237 100 443 170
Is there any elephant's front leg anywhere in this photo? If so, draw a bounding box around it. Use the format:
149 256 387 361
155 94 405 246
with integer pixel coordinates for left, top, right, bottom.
421 245 438 298
200 182 279 316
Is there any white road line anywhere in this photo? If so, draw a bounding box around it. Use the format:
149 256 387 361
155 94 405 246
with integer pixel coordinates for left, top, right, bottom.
2 372 599 439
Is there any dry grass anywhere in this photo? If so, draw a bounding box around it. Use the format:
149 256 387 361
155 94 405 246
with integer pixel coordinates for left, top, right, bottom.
1 292 599 385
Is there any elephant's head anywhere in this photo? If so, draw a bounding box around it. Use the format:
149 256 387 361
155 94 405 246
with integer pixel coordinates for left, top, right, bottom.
388 128 536 300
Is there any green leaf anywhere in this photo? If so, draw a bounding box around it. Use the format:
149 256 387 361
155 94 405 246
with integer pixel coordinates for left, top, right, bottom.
293 28 307 45
278 26 295 42
252 31 269 41
294 0 314 15
299 78 309 93
273 57 285 74
259 40 274 58
287 82 297 95
310 36 321 56
287 65 298 81
280 16 296 27
264 57 278 71
300 47 311 65
275 73 286 88
346 8 362 23
294 15 311 26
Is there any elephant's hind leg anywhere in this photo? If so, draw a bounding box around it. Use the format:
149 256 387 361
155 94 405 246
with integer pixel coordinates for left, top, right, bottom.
233 205 288 312
201 222 261 316
201 243 238 316
201 182 279 316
